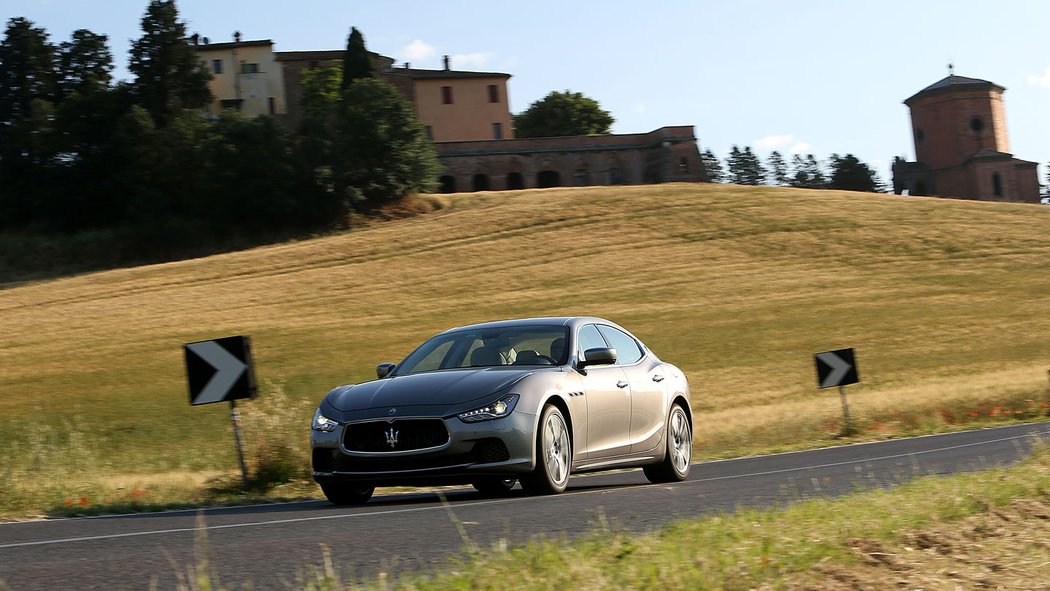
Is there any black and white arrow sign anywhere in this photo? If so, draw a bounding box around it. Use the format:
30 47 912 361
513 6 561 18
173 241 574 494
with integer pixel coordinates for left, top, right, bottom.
185 336 257 406
814 348 859 389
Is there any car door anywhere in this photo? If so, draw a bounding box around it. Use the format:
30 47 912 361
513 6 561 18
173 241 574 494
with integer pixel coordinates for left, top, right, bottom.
577 323 632 458
596 325 666 455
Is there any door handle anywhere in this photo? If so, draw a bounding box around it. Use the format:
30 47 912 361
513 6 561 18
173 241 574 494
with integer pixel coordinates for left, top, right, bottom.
616 380 629 389
652 375 664 382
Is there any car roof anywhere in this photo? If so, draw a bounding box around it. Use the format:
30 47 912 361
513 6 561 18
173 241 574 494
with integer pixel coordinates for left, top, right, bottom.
437 316 615 335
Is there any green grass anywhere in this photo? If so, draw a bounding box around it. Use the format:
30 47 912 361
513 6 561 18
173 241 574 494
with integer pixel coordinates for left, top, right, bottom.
3 183 1050 518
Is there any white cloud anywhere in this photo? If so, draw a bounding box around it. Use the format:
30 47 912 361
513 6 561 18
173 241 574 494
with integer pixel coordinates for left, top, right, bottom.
632 103 648 113
1028 67 1050 88
451 52 493 69
400 39 437 63
754 134 811 154
754 134 793 150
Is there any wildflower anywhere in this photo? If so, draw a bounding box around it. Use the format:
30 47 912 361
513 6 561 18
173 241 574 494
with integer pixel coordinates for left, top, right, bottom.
78 496 89 508
63 498 72 506
131 491 142 498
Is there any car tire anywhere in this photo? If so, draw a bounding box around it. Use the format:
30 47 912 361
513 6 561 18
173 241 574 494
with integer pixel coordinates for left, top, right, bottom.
471 477 517 496
643 403 691 484
520 404 572 495
320 482 375 505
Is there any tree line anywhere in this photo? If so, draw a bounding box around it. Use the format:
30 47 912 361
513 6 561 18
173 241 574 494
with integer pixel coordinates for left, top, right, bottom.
700 146 887 192
0 1 436 279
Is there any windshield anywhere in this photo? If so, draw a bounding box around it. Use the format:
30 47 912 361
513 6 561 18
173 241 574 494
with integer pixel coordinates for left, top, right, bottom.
393 325 569 376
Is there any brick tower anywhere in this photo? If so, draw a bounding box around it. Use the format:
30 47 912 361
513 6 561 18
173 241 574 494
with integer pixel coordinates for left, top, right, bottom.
892 71 1039 202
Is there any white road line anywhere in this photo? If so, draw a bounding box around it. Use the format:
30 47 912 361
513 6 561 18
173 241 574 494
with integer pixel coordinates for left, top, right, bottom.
1 426 1045 551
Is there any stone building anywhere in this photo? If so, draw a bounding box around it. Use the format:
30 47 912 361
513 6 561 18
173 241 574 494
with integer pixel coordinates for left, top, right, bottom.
195 37 705 190
435 126 703 192
892 73 1039 202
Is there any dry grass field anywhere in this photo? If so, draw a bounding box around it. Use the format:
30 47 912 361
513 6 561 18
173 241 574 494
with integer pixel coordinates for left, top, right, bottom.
3 183 1050 516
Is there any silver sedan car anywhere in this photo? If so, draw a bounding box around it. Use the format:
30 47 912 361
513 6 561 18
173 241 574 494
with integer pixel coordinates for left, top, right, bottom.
311 317 692 504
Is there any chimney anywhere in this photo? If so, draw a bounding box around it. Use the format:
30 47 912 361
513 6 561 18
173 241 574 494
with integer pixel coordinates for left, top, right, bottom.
404 62 410 69
233 30 242 43
191 33 199 45
443 55 450 71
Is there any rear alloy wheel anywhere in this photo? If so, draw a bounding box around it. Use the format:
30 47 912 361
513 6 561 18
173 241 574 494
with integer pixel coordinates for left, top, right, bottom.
471 477 517 496
320 483 375 505
521 405 571 495
643 403 691 483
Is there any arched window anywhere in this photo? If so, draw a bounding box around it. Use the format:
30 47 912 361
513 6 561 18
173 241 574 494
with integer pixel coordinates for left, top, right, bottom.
992 172 1002 197
506 172 525 190
472 174 490 192
439 175 456 194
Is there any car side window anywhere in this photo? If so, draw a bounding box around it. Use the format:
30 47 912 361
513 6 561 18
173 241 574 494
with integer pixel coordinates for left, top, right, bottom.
576 324 608 360
596 325 644 365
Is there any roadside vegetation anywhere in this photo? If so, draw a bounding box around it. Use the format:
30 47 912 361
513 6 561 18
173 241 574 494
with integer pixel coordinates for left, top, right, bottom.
3 183 1050 520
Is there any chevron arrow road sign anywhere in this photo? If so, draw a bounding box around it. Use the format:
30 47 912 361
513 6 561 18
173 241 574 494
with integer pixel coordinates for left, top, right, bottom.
185 336 257 405
815 348 859 389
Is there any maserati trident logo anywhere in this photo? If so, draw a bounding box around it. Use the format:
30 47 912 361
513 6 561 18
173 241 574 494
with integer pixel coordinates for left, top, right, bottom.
385 426 399 449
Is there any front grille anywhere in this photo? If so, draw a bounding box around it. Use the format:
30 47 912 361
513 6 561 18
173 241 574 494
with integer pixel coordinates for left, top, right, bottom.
330 438 510 473
343 419 450 452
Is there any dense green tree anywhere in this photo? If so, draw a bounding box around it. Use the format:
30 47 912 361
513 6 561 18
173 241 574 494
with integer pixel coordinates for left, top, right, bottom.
56 29 112 99
128 0 210 127
827 153 882 192
790 154 827 189
726 145 766 185
332 78 439 208
340 27 373 91
700 148 724 183
767 151 789 186
513 90 614 138
202 114 300 231
300 61 343 121
0 17 56 124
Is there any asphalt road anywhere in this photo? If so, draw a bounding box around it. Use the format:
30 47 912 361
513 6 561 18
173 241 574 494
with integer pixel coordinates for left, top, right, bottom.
2 422 1048 590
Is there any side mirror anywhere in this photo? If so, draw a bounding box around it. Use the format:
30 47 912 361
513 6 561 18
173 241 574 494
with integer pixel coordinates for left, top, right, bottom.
376 363 396 379
577 347 616 369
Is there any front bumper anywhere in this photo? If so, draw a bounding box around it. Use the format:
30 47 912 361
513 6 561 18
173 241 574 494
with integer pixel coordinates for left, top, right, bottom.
311 410 536 486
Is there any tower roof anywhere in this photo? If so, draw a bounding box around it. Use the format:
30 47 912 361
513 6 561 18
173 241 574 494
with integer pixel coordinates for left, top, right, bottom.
904 74 1005 105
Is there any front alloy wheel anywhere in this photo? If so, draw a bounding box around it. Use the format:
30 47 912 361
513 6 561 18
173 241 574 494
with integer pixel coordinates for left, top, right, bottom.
643 403 691 483
521 405 571 495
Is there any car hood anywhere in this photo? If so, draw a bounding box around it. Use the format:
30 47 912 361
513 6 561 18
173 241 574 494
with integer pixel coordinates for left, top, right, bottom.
325 367 537 413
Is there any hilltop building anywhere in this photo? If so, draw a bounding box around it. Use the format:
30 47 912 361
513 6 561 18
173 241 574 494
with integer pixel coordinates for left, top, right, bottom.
193 35 705 191
892 72 1039 202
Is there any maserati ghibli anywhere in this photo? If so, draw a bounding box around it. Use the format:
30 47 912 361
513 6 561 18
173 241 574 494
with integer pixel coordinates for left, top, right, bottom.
311 317 692 504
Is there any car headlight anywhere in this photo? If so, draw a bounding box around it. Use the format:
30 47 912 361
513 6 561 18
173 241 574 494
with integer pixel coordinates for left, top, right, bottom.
312 408 339 432
457 394 520 423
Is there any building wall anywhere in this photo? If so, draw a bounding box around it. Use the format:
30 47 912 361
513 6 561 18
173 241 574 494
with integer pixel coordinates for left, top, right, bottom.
434 126 704 192
411 77 514 142
909 89 1009 170
197 43 286 118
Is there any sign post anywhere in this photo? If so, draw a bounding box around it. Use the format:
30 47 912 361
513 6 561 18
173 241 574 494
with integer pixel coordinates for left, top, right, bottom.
185 335 257 488
815 348 859 436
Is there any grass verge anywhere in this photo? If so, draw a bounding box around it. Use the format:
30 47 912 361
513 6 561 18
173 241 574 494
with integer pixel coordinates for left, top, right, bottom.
154 446 1050 590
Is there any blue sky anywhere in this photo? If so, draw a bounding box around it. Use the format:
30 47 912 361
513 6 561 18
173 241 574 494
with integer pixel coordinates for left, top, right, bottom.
9 0 1050 184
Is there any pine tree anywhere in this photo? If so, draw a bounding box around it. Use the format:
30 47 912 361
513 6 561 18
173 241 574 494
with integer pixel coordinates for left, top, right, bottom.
700 148 724 183
726 145 766 185
128 0 211 127
341 27 374 91
767 150 789 186
57 29 112 99
0 17 56 125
